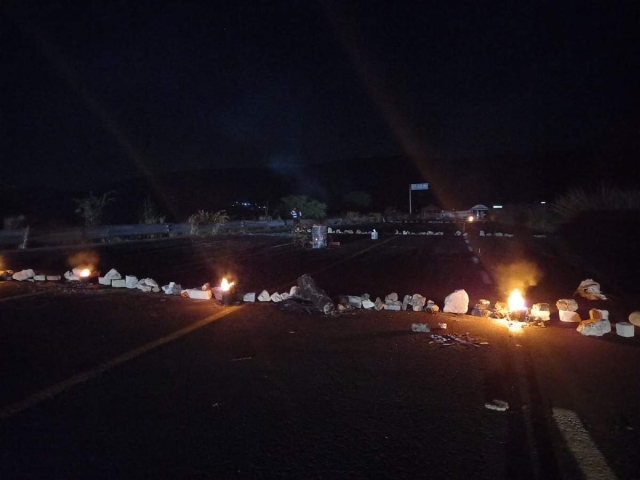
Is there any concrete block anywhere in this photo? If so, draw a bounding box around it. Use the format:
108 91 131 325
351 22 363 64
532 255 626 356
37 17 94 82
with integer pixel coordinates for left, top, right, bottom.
13 269 35 281
258 290 270 302
46 275 61 281
243 292 256 302
34 275 46 281
616 322 634 337
559 310 581 322
185 289 212 300
137 284 152 293
125 276 138 289
348 296 362 308
98 277 110 285
362 299 375 309
112 279 127 288
556 299 578 312
104 268 121 281
629 311 640 327
384 304 401 311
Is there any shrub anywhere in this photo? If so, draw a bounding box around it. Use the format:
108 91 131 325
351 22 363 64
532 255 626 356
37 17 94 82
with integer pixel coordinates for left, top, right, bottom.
74 191 115 227
138 197 166 224
280 195 327 219
553 186 640 221
188 210 229 235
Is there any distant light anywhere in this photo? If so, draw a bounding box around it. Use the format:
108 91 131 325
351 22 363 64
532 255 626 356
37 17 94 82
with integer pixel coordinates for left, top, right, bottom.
540 201 546 204
467 215 474 222
493 205 503 209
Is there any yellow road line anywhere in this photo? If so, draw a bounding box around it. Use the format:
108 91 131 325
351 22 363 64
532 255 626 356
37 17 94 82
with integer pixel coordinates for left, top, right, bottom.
1 305 242 420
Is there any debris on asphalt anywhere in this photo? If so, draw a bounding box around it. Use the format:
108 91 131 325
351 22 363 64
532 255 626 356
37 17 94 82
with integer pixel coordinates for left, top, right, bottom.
243 292 256 302
0 270 15 281
425 300 439 314
411 323 430 333
577 318 611 337
258 290 270 302
576 279 607 301
491 302 508 319
472 299 491 317
616 322 634 337
125 275 138 289
430 332 486 347
438 322 447 329
296 274 335 315
629 311 640 327
112 279 127 288
557 298 580 322
529 303 551 322
443 289 469 314
485 399 509 412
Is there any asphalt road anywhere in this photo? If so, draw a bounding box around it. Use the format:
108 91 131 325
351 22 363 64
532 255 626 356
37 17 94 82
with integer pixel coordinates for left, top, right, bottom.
1 231 638 479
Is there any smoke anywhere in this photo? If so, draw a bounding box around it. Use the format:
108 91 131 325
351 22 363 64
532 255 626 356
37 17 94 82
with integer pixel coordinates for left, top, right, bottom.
67 250 99 271
494 261 543 298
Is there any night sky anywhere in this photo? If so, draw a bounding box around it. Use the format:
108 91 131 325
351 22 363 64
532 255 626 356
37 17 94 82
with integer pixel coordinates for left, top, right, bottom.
2 0 639 192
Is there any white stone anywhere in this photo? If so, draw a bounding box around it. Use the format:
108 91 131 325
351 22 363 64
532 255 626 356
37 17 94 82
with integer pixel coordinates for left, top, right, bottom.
385 293 398 302
258 290 271 302
34 274 46 281
104 268 122 281
289 286 299 297
616 322 634 337
162 282 181 295
426 231 434 235
589 309 609 321
112 279 127 288
576 279 607 300
328 227 333 233
98 277 110 285
559 310 581 322
348 296 362 308
455 231 461 236
152 286 160 293
243 292 256 302
495 232 503 237
629 311 640 327
46 275 61 281
64 271 81 281
577 319 611 337
143 278 158 287
125 276 138 289
362 299 375 309
271 292 283 302
479 230 485 236
137 284 152 293
13 269 35 281
384 304 401 311
443 289 469 314
556 299 578 312
185 289 212 300
212 287 223 301
281 292 290 300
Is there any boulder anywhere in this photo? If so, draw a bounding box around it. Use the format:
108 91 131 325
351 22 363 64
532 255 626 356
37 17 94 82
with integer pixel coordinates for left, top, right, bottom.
348 296 362 309
559 310 581 322
374 297 384 311
576 279 607 300
162 282 182 295
143 278 158 287
281 292 290 301
530 303 551 321
104 268 122 281
64 271 81 281
289 286 300 297
402 295 411 311
112 279 127 288
556 299 578 312
443 289 469 314
98 277 111 285
258 290 271 302
243 292 256 302
12 269 35 281
629 311 640 327
125 276 138 289
152 286 160 293
297 274 334 315
270 292 283 302
577 319 611 337
362 299 375 309
137 284 152 293
425 301 439 314
589 309 609 320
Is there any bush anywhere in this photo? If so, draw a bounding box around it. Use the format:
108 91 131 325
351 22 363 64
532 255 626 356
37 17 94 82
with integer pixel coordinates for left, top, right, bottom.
280 195 327 219
138 197 166 224
188 210 229 235
74 191 115 227
554 186 640 221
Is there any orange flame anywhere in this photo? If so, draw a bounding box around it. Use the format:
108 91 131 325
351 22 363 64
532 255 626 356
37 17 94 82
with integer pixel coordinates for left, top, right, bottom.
221 277 235 292
80 269 91 278
507 288 526 311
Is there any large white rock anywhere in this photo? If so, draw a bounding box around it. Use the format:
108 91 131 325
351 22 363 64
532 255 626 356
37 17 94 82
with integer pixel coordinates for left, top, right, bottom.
64 271 80 281
112 279 127 288
385 293 398 302
289 286 299 297
362 299 375 309
348 296 362 308
589 309 609 321
243 292 256 302
559 310 581 322
258 290 271 302
104 269 122 281
629 311 640 327
98 277 110 285
443 289 469 314
13 269 35 281
125 276 138 289
556 299 578 312
576 279 607 300
270 292 283 302
137 284 152 293
185 289 212 300
577 319 611 337
280 292 290 301
616 322 634 337
142 278 158 287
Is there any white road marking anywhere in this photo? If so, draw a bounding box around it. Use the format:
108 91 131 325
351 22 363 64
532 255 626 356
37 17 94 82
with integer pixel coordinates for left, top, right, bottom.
552 408 618 479
480 271 492 284
0 306 242 420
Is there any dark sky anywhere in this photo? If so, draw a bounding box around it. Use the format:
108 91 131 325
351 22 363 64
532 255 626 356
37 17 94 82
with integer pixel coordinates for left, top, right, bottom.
2 0 639 189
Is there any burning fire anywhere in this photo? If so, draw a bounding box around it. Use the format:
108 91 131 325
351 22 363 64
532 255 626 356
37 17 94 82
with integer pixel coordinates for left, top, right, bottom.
221 277 235 292
507 288 526 312
79 268 91 278
467 215 474 222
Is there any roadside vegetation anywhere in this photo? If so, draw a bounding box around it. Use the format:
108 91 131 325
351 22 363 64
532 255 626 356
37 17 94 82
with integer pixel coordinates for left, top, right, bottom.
187 210 230 235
